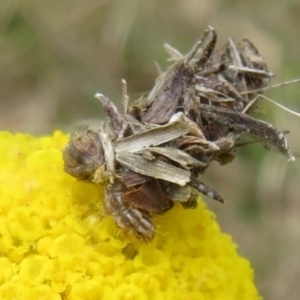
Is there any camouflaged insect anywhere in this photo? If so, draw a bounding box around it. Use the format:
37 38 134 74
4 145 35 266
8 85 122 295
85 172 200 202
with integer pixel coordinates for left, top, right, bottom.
63 26 295 242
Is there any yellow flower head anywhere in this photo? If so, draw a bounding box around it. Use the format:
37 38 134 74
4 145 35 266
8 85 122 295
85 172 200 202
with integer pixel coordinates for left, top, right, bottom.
0 131 261 300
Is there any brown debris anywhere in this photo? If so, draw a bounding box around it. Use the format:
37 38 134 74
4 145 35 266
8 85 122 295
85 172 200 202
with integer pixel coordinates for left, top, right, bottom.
63 26 294 242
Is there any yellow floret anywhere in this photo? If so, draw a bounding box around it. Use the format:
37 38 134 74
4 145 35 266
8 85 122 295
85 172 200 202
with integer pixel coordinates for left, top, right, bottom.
0 131 262 300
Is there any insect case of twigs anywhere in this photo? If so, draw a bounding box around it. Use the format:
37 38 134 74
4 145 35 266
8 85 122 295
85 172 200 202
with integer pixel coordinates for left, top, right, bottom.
63 26 297 243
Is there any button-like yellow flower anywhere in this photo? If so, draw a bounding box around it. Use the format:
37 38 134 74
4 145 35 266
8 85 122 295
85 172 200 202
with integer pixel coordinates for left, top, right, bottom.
0 131 261 299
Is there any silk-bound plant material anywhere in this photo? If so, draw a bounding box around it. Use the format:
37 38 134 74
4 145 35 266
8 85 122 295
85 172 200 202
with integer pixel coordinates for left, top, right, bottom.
63 26 295 242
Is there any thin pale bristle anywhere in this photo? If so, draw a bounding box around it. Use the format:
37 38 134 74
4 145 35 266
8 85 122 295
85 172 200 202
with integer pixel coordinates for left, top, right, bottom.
259 94 300 117
240 78 300 94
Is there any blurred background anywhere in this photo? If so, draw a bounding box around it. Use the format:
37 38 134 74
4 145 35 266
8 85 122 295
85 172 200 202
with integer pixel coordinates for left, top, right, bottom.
1 0 299 298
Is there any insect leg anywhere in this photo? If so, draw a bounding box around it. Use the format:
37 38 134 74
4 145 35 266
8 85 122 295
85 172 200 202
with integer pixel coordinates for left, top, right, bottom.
190 177 224 203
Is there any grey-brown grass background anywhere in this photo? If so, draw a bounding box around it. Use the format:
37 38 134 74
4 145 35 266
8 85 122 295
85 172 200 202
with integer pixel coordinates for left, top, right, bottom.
1 1 300 299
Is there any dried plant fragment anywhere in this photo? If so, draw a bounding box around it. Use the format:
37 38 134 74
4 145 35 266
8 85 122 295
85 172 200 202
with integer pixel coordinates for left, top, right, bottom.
142 63 187 124
116 152 191 186
199 104 295 161
141 27 217 125
114 112 190 154
147 147 206 169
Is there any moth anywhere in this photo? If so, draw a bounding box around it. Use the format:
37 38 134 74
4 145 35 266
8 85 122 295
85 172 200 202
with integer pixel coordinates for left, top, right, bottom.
63 26 295 242
63 101 224 242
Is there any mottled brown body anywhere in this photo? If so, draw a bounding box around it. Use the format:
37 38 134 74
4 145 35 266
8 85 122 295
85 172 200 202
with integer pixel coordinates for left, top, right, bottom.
105 181 155 242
